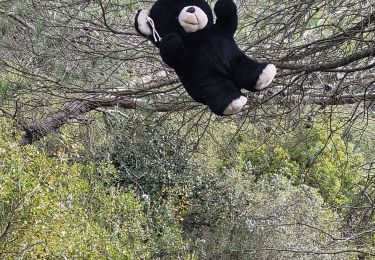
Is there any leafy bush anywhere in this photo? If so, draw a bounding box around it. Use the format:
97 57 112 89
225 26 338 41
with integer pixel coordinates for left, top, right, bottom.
0 119 190 259
77 114 370 259
186 173 355 259
197 121 365 206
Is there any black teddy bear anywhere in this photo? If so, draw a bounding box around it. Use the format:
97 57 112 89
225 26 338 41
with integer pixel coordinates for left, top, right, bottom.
135 0 276 115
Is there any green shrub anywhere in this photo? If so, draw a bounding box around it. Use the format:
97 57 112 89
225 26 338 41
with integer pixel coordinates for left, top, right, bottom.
0 119 190 259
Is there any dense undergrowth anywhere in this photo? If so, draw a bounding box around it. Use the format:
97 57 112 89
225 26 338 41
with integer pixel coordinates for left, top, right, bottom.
1 113 374 259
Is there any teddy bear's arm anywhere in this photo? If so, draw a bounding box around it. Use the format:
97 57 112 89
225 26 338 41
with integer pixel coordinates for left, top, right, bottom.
159 33 189 69
214 0 238 35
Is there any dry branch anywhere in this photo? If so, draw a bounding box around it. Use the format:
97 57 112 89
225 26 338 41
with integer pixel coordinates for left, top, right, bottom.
19 97 194 145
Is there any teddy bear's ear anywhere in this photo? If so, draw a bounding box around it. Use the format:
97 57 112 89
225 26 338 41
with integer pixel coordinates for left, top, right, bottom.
134 9 152 37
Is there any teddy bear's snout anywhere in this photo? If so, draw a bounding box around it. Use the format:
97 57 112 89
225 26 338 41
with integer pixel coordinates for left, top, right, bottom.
179 6 208 33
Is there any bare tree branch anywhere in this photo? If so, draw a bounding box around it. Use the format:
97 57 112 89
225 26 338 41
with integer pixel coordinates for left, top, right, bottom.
19 97 195 145
276 47 375 72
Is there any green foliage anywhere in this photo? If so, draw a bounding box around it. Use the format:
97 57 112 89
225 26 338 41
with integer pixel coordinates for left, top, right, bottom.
0 74 27 102
190 173 353 259
81 114 196 198
1 112 372 259
279 125 364 205
0 119 190 259
197 121 365 206
76 113 372 259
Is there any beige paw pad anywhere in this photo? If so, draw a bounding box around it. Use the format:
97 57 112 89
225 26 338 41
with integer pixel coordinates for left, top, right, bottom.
255 64 277 90
223 96 247 115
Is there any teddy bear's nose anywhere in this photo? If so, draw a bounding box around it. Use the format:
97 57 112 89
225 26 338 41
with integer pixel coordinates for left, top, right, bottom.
187 7 195 13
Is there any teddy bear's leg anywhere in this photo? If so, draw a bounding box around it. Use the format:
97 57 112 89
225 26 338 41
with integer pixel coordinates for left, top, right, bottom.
232 55 276 92
198 78 247 116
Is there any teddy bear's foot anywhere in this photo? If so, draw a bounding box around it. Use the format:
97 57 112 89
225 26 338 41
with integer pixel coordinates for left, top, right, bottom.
255 64 277 91
223 96 247 115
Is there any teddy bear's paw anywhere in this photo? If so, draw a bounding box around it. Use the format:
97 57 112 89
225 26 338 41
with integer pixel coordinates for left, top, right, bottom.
135 10 152 36
223 96 247 115
255 64 277 91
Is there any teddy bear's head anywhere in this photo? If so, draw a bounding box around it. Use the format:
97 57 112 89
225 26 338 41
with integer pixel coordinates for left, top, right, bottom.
135 0 214 42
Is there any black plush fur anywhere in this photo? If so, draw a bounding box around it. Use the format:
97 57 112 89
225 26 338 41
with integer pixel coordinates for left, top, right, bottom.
135 0 272 115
